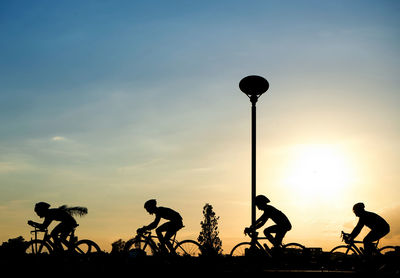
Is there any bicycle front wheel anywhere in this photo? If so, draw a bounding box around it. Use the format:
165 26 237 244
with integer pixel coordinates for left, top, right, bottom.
74 239 101 255
25 240 52 255
124 239 156 257
175 240 201 257
329 245 359 270
330 245 357 256
230 242 259 257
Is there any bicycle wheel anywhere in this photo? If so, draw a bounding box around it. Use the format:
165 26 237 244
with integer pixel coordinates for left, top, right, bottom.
174 240 201 257
282 243 306 256
329 245 359 270
74 239 101 255
124 239 156 257
230 242 260 257
25 240 52 255
330 245 357 256
379 246 399 255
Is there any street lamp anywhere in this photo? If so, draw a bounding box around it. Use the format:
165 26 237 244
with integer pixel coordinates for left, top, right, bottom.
239 75 269 227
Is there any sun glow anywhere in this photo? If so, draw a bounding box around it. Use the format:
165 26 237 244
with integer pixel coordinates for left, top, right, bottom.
284 144 354 201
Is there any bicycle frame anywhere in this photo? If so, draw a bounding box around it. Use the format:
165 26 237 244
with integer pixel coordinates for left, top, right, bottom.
30 227 77 252
247 231 275 258
135 231 178 253
230 230 305 257
338 231 380 256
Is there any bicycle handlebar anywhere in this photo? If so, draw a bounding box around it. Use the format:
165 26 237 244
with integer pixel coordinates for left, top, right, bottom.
341 231 352 243
244 229 259 238
136 228 151 237
27 221 47 233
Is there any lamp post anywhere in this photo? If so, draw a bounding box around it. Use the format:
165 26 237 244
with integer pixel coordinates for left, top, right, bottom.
239 75 269 227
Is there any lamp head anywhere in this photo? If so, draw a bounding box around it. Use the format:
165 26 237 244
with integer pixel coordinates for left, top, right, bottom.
239 75 269 101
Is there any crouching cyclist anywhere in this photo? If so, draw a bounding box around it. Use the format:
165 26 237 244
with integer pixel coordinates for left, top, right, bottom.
28 202 87 250
244 195 292 249
346 202 390 256
137 199 183 254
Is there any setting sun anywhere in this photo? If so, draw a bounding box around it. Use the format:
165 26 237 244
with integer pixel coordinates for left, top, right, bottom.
284 144 354 201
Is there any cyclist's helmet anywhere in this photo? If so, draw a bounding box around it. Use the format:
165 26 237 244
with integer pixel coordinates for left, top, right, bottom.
353 202 365 214
144 199 157 210
34 202 50 217
255 195 270 206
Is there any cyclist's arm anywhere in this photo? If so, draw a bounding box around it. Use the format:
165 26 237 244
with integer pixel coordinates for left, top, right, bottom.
144 215 161 230
38 217 52 230
350 219 364 240
250 213 268 230
28 220 40 227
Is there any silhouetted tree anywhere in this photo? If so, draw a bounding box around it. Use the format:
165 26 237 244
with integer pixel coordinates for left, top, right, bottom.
198 203 222 256
111 239 126 254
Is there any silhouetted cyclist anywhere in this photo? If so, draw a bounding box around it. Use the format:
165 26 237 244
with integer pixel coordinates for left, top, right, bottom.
28 202 87 250
138 199 183 254
244 195 292 248
348 202 390 255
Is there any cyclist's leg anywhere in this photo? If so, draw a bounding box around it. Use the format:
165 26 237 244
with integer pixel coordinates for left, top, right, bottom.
363 228 389 255
158 221 182 254
164 229 177 254
59 226 74 249
156 222 170 253
51 224 64 251
274 227 289 248
264 225 279 246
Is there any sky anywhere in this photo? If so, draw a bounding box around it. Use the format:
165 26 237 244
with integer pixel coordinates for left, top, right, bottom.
1 0 399 252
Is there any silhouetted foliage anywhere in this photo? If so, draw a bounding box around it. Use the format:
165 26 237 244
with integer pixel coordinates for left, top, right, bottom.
0 236 27 256
58 205 88 217
198 203 222 256
111 239 126 254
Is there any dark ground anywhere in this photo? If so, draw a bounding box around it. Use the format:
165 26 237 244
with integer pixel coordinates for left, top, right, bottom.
1 252 399 278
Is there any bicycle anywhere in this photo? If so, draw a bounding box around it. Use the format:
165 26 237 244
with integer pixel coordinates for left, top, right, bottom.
124 229 201 257
330 231 398 257
230 230 306 257
25 221 101 255
329 231 399 269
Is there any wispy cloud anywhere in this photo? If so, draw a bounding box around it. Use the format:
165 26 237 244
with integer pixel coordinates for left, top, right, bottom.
117 158 163 174
51 136 67 141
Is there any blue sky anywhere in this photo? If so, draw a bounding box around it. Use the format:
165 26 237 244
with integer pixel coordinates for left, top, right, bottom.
1 0 399 251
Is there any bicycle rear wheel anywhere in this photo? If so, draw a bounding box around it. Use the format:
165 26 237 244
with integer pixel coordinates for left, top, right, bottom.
25 240 52 255
174 240 201 257
379 246 399 255
74 239 101 255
